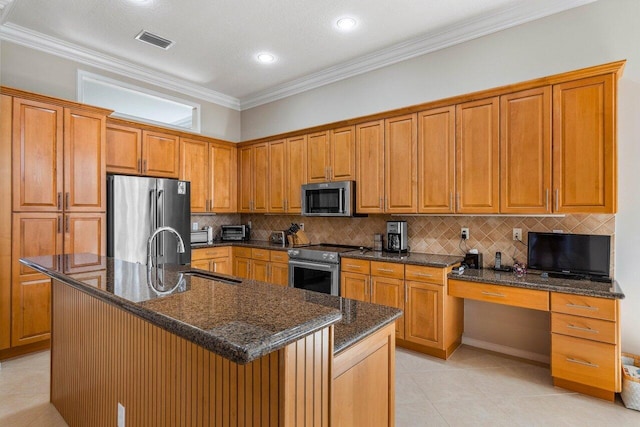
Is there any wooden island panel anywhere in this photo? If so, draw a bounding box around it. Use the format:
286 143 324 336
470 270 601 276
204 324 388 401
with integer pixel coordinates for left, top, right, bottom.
51 280 331 426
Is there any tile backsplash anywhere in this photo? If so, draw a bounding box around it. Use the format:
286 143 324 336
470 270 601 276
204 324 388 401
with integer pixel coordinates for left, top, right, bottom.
241 214 616 274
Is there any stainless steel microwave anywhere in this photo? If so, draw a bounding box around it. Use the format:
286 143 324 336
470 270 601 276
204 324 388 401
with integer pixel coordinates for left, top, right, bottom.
301 181 356 217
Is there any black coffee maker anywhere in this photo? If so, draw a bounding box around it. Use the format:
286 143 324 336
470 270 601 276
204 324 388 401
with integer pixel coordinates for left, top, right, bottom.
386 221 408 253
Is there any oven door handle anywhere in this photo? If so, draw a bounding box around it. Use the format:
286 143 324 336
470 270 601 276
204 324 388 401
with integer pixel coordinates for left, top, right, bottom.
289 260 338 271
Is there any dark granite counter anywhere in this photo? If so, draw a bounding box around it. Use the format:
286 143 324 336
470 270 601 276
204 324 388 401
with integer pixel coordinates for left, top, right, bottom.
341 250 464 267
20 253 401 363
191 240 289 251
448 268 625 299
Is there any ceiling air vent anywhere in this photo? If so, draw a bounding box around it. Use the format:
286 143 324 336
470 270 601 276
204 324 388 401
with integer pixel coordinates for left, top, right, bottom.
135 30 174 50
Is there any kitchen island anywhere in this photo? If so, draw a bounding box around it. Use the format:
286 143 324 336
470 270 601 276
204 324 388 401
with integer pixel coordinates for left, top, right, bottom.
21 253 401 426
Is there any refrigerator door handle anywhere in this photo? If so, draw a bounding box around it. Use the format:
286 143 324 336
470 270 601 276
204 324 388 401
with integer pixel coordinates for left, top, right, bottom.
158 189 165 258
149 188 157 266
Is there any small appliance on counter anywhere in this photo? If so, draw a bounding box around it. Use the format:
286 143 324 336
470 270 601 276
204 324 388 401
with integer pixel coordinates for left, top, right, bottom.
191 229 209 245
220 224 251 241
386 221 408 253
463 252 483 269
373 233 384 252
270 231 287 247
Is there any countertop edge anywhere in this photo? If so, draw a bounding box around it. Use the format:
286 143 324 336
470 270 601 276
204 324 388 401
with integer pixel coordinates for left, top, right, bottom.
333 313 402 354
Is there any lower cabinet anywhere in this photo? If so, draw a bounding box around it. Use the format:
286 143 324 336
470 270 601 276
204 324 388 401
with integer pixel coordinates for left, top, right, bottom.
191 247 232 275
230 247 289 285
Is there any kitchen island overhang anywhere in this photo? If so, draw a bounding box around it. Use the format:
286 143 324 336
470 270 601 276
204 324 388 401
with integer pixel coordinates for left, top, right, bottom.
20 253 401 426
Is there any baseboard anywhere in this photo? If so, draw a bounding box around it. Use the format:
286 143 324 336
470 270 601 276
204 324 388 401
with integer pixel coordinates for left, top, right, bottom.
461 336 550 365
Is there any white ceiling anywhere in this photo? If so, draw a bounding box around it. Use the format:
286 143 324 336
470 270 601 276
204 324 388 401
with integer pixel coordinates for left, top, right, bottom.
0 0 596 110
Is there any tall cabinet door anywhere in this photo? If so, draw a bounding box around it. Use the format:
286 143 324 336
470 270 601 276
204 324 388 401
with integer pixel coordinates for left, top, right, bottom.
500 87 552 214
12 213 63 346
106 123 142 175
268 139 286 213
418 106 456 213
210 143 237 213
253 143 270 213
356 120 385 213
64 108 106 212
0 95 11 351
238 146 253 213
286 135 307 213
12 98 63 212
180 138 209 213
553 74 616 213
307 131 330 183
330 126 356 181
385 114 417 213
456 97 500 213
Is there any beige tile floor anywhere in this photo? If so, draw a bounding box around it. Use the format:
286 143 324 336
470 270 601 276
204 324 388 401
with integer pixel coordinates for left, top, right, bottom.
1 346 639 426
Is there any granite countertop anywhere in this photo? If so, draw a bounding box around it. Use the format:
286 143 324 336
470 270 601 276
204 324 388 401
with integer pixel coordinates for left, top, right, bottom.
448 268 625 299
341 250 464 268
20 254 401 363
191 240 289 251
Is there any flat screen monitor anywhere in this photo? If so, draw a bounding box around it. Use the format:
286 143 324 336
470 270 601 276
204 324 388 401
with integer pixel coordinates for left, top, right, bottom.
527 232 610 278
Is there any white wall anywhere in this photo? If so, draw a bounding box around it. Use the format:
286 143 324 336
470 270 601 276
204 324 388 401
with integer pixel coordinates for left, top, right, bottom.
0 42 242 141
242 0 640 354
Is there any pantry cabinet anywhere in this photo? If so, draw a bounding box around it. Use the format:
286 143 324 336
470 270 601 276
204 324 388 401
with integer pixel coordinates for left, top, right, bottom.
456 97 500 214
417 106 456 214
500 87 552 214
553 74 616 213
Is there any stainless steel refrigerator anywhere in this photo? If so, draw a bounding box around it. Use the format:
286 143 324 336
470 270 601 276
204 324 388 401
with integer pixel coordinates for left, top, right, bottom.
107 175 191 265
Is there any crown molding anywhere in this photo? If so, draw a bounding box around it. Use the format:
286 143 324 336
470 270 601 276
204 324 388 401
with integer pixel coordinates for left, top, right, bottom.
238 0 597 109
0 22 241 110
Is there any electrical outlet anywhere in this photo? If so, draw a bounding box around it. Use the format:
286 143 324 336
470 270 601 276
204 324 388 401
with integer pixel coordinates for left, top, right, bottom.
513 228 522 241
192 222 199 231
118 403 125 427
461 227 469 240
553 229 563 233
299 223 304 231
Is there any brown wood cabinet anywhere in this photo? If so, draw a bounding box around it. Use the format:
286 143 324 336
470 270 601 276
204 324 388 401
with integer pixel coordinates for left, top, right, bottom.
307 127 356 183
341 271 369 302
456 97 500 213
268 139 286 212
285 135 307 213
356 120 385 213
0 95 11 352
238 143 269 213
231 247 288 285
385 114 418 213
500 87 552 213
372 276 405 339
307 130 330 183
417 106 456 213
181 138 237 213
191 247 232 275
142 130 180 178
105 123 142 175
553 74 616 213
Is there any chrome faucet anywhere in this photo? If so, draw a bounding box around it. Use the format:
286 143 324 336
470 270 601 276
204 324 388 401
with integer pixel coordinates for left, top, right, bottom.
147 226 185 266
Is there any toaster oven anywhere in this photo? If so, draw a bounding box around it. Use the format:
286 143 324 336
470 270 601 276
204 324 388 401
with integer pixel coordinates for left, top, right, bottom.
221 225 251 241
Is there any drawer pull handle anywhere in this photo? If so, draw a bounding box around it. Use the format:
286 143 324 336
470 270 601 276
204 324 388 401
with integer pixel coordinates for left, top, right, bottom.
413 273 433 277
567 324 598 334
566 357 599 368
346 264 362 269
566 303 598 311
377 268 395 273
481 291 505 298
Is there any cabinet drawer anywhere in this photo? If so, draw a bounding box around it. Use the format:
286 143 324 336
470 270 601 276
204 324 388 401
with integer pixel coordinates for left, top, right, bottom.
270 250 289 263
341 258 370 274
405 264 445 285
448 280 549 311
371 261 404 279
192 246 229 260
552 334 617 391
233 247 252 258
551 312 617 344
251 248 270 260
551 293 617 321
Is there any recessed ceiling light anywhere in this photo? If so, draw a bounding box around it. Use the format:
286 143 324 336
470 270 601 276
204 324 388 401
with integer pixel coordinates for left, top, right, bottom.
257 53 276 64
336 17 357 31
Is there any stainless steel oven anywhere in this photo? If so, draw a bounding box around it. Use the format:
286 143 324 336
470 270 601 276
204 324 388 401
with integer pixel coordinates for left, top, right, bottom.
288 245 359 296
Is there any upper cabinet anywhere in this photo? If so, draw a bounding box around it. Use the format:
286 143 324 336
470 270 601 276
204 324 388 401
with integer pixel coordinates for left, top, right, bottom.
268 139 286 213
285 135 307 213
500 87 552 214
553 75 616 213
385 114 418 213
356 120 385 213
307 127 356 183
106 123 179 179
456 97 500 214
238 143 269 213
180 138 208 212
417 106 456 214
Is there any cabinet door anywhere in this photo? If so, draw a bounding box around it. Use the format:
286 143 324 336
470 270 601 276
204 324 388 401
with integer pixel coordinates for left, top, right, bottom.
356 120 385 213
553 74 616 213
142 130 180 178
0 95 11 351
501 87 552 214
64 108 106 212
307 131 330 183
191 259 211 271
12 98 63 212
286 135 307 213
253 143 270 213
268 139 286 213
234 257 251 279
63 213 106 259
180 138 209 213
106 123 142 175
212 257 232 275
270 262 289 286
456 97 500 213
210 143 237 213
341 272 369 302
13 213 63 281
251 259 269 282
331 126 356 181
406 281 442 348
385 114 417 213
418 106 455 213
238 146 253 212
12 277 51 347
371 276 405 339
